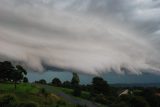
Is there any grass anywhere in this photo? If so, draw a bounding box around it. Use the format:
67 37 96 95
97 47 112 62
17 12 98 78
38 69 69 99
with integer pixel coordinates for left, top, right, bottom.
54 86 90 99
39 84 90 99
0 83 77 107
0 83 39 93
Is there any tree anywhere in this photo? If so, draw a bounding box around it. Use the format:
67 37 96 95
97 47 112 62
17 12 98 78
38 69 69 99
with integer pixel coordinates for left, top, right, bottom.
0 61 28 89
37 79 47 84
71 73 81 96
71 73 80 86
63 81 71 88
91 77 110 96
0 61 15 82
52 78 62 87
11 65 27 89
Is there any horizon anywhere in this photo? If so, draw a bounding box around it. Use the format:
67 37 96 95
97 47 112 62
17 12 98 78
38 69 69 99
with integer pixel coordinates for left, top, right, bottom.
27 71 160 85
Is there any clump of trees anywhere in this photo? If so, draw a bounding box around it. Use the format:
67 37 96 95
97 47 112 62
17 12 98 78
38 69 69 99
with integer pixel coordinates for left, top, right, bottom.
0 61 27 89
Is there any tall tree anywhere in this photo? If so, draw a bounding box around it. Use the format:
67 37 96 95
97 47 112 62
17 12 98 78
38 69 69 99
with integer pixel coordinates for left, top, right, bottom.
71 73 81 96
71 73 80 86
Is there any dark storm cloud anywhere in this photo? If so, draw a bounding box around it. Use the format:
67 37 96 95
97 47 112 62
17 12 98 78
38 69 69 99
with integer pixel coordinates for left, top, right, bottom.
0 0 160 75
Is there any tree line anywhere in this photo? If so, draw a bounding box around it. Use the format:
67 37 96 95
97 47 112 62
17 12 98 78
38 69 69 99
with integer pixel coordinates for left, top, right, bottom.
0 61 28 89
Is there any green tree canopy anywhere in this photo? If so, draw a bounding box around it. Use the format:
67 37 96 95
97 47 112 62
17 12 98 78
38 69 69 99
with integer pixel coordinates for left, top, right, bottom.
91 77 110 96
71 73 80 86
52 77 62 87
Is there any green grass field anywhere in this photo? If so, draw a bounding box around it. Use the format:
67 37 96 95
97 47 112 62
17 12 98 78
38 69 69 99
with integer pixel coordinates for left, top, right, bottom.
0 83 79 107
0 83 39 93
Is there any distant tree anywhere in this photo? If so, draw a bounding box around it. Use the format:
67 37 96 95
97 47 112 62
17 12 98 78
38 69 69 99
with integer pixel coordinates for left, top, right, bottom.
91 77 110 96
37 79 47 84
71 73 80 86
23 77 28 83
63 81 71 88
52 78 62 87
71 73 81 96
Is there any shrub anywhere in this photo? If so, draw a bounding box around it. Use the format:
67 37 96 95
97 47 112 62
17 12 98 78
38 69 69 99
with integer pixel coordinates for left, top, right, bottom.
18 101 39 107
94 94 107 104
110 102 128 107
0 94 18 107
73 85 81 97
57 100 66 105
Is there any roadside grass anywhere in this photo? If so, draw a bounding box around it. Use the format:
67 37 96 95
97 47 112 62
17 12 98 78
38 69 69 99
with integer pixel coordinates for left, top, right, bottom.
0 83 39 93
0 83 77 107
54 86 90 99
39 84 90 99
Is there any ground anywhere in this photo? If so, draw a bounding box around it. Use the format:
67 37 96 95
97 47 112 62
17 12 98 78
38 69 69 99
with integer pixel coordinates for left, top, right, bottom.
0 83 105 107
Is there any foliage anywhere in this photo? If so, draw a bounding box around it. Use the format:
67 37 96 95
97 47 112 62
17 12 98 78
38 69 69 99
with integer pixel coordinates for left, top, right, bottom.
0 61 27 89
0 94 18 107
71 73 80 86
71 73 81 96
93 94 108 104
130 96 150 107
0 61 15 82
62 81 71 88
35 79 47 84
52 78 62 87
18 101 39 107
91 77 110 96
110 101 128 107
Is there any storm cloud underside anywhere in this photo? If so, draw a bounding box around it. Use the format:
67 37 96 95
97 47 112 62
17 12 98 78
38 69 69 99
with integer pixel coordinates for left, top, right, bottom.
0 0 160 75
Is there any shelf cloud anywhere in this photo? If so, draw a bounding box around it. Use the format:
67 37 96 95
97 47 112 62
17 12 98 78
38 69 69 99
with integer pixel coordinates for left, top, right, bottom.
0 0 160 75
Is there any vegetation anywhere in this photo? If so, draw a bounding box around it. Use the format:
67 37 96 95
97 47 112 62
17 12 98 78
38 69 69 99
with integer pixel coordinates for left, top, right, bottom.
0 60 160 107
71 73 81 97
52 77 62 87
0 61 27 89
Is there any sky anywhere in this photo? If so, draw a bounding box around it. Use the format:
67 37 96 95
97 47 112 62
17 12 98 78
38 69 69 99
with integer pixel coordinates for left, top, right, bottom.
0 0 160 82
27 71 160 84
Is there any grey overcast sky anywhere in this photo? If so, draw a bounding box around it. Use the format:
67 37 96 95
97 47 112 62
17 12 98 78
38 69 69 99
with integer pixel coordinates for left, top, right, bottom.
0 0 160 78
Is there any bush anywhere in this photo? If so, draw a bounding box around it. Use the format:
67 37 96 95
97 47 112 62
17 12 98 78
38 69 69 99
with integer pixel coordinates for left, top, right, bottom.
76 104 87 107
18 101 39 107
0 94 18 107
130 96 150 107
73 85 81 97
57 100 66 105
110 102 128 107
94 94 107 104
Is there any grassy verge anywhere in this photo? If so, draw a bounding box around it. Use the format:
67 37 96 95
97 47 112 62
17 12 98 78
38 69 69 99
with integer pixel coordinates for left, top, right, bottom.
0 83 78 107
34 84 91 100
